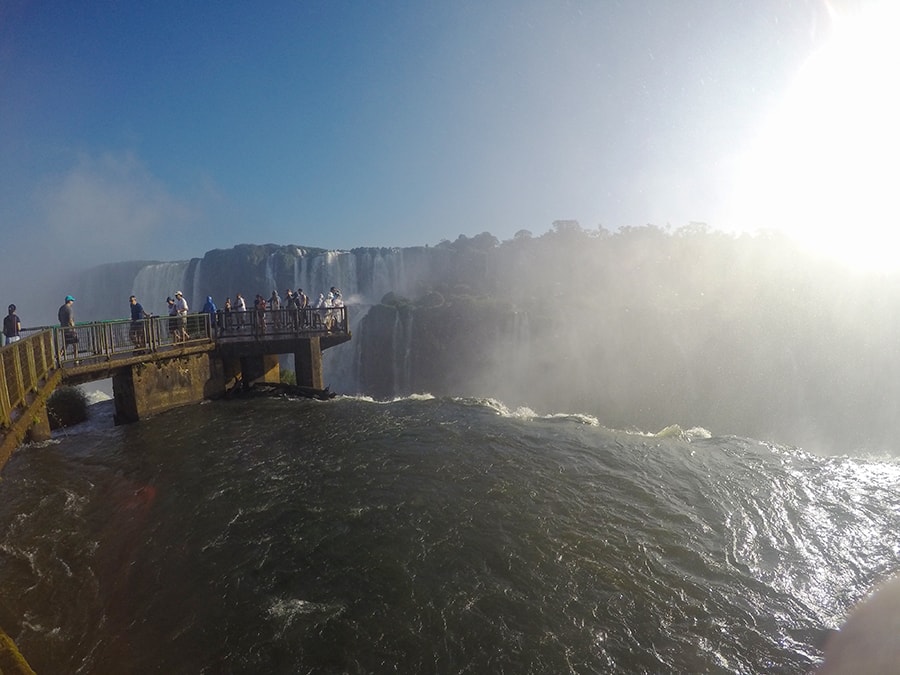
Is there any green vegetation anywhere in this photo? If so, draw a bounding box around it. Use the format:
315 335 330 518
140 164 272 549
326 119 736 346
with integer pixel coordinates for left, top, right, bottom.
0 626 36 674
47 386 89 430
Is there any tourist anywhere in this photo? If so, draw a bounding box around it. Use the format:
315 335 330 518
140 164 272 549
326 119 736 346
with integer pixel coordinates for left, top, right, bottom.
235 292 247 328
254 294 267 335
285 289 295 328
129 295 150 350
223 297 233 332
58 294 78 361
325 290 335 330
269 290 281 328
314 292 326 329
166 296 180 342
3 304 21 345
202 295 218 334
174 291 189 341
331 289 345 330
296 288 308 327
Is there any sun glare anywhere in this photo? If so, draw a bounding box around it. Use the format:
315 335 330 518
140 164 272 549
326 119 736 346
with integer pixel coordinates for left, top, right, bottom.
729 1 900 271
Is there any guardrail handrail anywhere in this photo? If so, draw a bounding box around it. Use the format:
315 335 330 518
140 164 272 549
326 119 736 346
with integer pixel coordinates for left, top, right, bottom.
1 306 350 431
50 313 214 366
215 306 348 339
0 330 56 429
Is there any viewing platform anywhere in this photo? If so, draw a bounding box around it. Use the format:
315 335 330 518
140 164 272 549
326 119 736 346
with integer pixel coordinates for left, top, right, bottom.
0 307 351 467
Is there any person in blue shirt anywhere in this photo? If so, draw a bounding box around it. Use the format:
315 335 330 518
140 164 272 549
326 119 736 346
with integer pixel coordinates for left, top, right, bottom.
201 296 218 334
129 295 150 350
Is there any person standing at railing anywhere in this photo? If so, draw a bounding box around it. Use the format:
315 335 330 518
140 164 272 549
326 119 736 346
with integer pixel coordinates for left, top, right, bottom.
235 292 247 329
202 296 218 335
58 294 78 361
295 288 308 327
313 293 326 329
223 297 233 332
269 290 281 328
166 296 180 343
129 295 150 351
254 294 267 336
3 304 21 345
174 291 189 342
284 289 296 329
331 290 345 331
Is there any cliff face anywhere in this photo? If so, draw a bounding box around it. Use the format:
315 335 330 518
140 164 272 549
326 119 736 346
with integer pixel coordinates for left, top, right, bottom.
72 228 900 453
76 242 489 321
357 293 516 399
72 260 162 322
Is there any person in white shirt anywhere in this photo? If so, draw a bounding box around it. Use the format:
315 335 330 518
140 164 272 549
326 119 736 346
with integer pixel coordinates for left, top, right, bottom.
235 293 247 328
174 291 189 341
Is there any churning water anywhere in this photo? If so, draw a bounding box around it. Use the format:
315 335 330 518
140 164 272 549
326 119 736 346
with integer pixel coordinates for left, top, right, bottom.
1 394 899 673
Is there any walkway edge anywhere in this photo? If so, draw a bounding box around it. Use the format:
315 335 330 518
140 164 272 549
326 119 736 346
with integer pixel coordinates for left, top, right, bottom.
0 626 36 675
0 369 63 470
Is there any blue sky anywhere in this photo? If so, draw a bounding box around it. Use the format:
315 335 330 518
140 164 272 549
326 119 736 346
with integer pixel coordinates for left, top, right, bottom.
5 0 884 283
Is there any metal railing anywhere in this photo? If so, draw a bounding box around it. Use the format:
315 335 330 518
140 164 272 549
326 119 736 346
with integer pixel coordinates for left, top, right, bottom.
215 306 348 340
1 307 348 428
51 313 213 365
0 330 56 429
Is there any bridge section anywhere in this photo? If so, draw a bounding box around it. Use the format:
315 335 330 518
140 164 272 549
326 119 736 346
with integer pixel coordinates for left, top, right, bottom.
0 306 350 468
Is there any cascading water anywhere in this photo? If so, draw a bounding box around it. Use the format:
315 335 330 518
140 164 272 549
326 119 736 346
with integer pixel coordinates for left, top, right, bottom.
190 258 203 312
131 261 191 316
90 245 487 397
321 301 369 393
390 311 414 395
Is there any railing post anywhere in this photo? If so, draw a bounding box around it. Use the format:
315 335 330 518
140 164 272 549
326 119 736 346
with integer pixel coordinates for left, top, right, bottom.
12 346 25 410
52 327 60 365
25 339 38 393
0 351 12 427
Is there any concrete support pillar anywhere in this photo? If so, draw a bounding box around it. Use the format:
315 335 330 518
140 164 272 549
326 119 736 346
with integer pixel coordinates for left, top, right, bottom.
25 406 52 443
221 356 243 389
294 337 323 389
113 353 224 424
239 354 280 385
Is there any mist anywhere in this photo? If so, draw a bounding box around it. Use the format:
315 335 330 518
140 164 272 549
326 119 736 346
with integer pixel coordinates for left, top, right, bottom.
351 223 900 455
68 225 900 455
0 150 225 327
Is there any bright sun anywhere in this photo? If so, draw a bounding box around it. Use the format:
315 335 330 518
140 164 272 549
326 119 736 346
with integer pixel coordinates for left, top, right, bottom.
730 1 900 271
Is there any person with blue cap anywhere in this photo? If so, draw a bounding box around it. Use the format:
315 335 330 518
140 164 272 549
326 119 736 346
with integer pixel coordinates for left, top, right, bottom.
58 294 78 361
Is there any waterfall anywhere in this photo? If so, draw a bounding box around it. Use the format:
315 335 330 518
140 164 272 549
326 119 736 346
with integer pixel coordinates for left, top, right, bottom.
370 250 399 300
389 311 413 395
401 313 413 394
505 311 532 399
132 262 191 316
392 312 403 395
190 258 203 312
293 251 360 302
94 245 451 395
265 253 277 294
